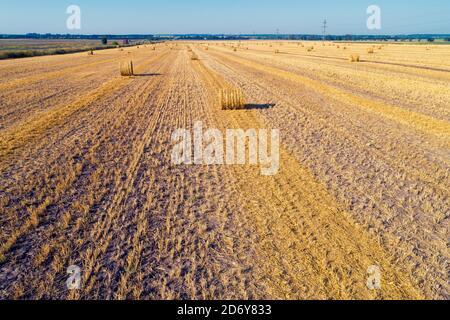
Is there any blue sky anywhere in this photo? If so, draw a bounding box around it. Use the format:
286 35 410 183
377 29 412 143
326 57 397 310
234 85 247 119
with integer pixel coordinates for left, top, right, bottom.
0 0 449 34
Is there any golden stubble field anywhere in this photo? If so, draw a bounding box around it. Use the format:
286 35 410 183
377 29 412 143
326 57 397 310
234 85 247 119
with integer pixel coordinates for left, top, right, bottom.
0 41 449 300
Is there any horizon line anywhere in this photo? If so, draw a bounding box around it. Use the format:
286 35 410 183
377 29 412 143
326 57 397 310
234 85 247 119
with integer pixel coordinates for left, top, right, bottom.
2 33 450 37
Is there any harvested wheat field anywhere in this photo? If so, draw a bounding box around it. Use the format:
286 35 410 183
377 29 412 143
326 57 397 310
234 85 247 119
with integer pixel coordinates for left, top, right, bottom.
0 41 449 300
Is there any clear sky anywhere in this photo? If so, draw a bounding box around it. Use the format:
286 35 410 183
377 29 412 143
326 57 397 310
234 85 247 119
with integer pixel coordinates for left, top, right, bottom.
0 0 449 35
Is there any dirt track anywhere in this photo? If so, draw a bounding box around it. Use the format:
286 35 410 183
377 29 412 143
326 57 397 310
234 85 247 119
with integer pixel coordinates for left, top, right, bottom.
0 42 448 299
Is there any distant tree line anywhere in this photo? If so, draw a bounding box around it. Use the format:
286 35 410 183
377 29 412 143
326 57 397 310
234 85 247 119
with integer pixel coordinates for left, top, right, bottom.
1 33 449 42
0 33 170 41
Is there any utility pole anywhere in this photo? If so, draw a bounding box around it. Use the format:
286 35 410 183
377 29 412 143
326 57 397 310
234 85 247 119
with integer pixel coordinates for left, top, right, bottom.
322 19 327 41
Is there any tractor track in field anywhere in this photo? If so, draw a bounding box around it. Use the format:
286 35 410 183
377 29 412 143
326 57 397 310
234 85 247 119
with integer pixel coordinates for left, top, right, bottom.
0 48 173 298
244 46 450 73
195 47 449 299
0 56 121 92
232 47 450 122
0 51 158 130
203 48 450 190
208 47 450 142
63 49 264 300
0 50 170 161
190 48 422 299
0 48 136 82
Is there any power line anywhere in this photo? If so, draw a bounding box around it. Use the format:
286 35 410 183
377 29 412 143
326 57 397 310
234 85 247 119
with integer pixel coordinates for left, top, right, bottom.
322 19 327 40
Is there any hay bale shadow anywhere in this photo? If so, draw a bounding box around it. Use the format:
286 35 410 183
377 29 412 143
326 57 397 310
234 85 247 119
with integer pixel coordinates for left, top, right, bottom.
244 103 276 110
134 73 162 77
